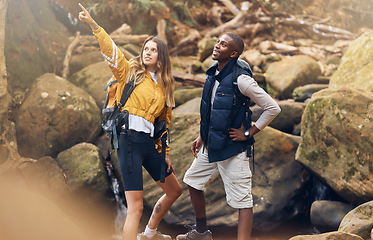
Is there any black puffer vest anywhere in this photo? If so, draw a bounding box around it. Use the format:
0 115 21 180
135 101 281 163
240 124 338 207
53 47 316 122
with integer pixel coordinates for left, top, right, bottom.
200 58 254 162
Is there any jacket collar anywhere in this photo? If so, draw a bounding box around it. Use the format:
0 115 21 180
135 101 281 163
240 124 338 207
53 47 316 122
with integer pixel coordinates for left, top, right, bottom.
206 58 238 82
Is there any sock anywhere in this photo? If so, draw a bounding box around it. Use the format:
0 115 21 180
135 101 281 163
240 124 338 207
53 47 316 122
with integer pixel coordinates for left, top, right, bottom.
144 225 157 239
196 217 207 233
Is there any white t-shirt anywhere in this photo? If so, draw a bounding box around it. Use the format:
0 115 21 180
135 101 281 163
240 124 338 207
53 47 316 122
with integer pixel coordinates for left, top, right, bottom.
125 71 158 136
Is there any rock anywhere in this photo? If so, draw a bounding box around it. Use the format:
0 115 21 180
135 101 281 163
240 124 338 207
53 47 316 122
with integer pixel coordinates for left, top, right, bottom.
339 201 373 240
19 156 71 199
310 200 354 230
330 32 373 92
173 97 201 114
174 87 203 107
15 73 101 159
201 56 215 72
295 88 373 204
94 134 124 192
142 113 307 231
197 37 218 62
0 0 23 173
292 84 329 102
56 142 111 200
251 128 306 231
289 231 363 240
69 51 104 78
251 99 306 134
5 0 70 93
242 49 265 68
265 55 322 99
68 61 113 108
123 43 142 56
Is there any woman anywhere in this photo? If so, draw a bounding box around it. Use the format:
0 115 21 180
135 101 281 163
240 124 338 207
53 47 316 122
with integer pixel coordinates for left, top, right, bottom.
78 4 182 240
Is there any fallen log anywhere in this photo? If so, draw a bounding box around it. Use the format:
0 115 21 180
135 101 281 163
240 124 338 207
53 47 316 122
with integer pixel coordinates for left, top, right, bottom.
172 70 205 87
204 4 251 37
219 0 240 16
279 16 356 40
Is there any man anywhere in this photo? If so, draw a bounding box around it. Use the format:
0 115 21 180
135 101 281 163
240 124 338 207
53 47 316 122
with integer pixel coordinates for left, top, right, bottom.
176 33 281 240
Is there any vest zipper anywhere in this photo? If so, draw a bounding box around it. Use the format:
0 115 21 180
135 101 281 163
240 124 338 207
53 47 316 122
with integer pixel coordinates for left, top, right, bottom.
205 78 216 148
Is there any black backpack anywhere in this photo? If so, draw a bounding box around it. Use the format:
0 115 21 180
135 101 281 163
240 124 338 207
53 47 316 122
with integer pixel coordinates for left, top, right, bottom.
102 76 135 150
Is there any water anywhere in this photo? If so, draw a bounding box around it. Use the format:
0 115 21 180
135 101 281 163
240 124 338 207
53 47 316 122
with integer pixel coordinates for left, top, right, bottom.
105 160 127 239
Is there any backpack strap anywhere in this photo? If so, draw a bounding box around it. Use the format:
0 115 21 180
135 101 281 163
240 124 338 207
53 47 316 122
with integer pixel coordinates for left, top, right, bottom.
160 105 168 183
104 79 118 91
103 78 118 110
118 80 136 109
119 77 137 173
232 59 255 170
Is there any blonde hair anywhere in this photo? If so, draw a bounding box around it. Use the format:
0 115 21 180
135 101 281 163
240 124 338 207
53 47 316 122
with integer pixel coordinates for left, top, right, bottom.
125 36 175 107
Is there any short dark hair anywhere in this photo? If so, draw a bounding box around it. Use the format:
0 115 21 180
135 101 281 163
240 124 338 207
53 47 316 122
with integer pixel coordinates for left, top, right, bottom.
225 33 244 55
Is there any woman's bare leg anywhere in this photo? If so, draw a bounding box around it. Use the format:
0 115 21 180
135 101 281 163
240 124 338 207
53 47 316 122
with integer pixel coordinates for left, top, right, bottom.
147 173 182 229
123 190 144 240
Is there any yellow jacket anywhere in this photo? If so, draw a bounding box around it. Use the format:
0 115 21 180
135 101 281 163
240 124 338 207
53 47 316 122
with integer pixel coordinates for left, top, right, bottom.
94 27 171 154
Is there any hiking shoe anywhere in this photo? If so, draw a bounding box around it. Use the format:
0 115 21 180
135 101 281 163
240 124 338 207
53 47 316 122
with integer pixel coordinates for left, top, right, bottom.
137 231 172 240
176 229 213 240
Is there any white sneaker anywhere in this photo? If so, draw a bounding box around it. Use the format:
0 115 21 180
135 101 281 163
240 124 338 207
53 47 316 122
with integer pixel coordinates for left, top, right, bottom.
137 231 172 240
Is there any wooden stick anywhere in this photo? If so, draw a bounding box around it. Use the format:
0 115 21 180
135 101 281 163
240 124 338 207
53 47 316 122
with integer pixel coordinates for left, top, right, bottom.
62 31 81 79
219 0 240 16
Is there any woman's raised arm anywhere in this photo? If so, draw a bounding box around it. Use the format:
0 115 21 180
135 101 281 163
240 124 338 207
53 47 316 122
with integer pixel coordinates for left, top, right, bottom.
78 3 99 31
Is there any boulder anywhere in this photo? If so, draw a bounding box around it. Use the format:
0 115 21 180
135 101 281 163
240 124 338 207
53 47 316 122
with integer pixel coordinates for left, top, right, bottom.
296 88 373 204
310 200 354 230
173 97 201 114
197 37 218 62
142 113 307 231
174 87 203 107
56 142 111 200
242 49 265 69
251 128 306 231
251 99 306 134
265 55 322 99
5 0 69 93
330 31 373 92
0 0 22 173
339 201 373 240
292 84 329 102
201 56 215 72
15 73 101 159
68 51 104 78
19 156 71 199
289 231 363 240
68 61 113 108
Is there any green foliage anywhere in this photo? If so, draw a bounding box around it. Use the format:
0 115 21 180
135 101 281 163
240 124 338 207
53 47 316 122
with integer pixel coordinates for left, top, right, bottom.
133 0 167 13
85 1 122 15
171 1 197 27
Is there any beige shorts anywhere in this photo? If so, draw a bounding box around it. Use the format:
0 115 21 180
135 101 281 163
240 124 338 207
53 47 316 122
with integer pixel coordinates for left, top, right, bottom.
183 149 253 209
